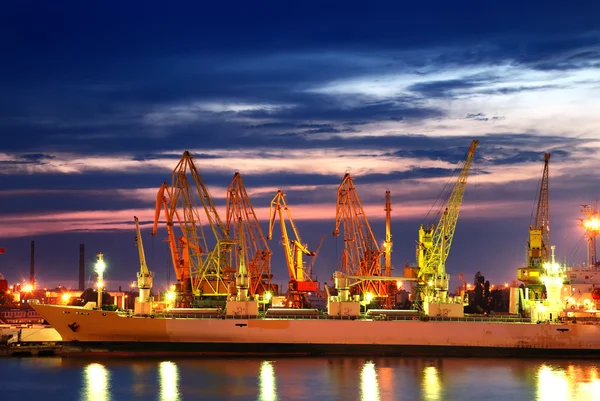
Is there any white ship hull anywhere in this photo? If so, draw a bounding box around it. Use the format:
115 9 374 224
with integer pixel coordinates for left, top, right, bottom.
33 304 600 357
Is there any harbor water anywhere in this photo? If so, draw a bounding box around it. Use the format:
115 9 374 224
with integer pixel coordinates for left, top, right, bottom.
1 356 599 400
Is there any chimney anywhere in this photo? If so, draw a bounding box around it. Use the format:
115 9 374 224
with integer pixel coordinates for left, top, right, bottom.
79 244 85 291
30 240 35 286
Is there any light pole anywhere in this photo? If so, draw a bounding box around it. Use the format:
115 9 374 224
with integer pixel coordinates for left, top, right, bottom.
95 253 106 309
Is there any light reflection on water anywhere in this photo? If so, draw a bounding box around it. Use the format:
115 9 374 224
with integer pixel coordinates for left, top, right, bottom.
4 357 600 401
82 363 110 401
422 365 441 401
360 361 380 401
159 361 180 401
259 361 277 401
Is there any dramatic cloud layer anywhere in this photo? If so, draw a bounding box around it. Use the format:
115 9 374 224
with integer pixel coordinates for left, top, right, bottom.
1 1 599 288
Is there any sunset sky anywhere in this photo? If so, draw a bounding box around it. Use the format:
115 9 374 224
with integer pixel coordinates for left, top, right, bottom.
1 1 599 291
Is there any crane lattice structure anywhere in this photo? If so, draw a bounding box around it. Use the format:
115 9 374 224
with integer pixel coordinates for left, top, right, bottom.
268 190 318 308
529 153 551 268
333 173 385 299
152 151 235 304
153 182 190 296
226 172 273 296
517 153 551 297
416 140 478 304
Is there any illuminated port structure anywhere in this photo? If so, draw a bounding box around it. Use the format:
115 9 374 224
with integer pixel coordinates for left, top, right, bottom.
579 201 600 268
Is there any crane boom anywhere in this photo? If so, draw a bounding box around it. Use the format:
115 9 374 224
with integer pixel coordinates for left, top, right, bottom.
416 139 478 303
152 182 187 284
268 190 317 307
226 172 272 296
531 153 551 266
333 173 385 299
134 216 153 315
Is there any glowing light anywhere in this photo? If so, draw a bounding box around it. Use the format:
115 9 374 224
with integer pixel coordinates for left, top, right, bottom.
264 292 272 300
97 280 104 288
95 261 106 274
23 284 33 292
61 293 71 303
259 361 277 401
396 281 403 289
537 365 569 401
504 283 509 288
360 361 380 401
159 361 180 401
130 281 136 288
422 366 441 401
584 217 600 231
166 291 176 302
365 292 374 303
427 280 433 287
83 363 110 401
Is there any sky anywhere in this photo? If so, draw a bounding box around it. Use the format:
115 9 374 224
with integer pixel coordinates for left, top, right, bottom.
1 1 599 292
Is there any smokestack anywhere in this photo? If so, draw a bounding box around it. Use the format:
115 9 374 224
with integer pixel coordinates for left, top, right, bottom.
30 240 35 286
79 244 85 291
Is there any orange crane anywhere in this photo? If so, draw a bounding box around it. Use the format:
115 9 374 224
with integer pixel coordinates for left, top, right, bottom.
226 172 273 296
268 190 318 308
152 182 191 299
333 173 386 300
152 151 235 306
517 153 551 298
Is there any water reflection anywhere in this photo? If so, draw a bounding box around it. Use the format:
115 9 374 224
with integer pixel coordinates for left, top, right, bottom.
259 361 277 401
361 361 381 401
159 361 180 401
537 364 600 401
83 363 110 401
422 365 441 401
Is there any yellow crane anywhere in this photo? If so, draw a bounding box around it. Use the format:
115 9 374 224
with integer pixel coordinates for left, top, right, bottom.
268 190 317 308
414 139 478 307
133 216 153 315
517 153 551 299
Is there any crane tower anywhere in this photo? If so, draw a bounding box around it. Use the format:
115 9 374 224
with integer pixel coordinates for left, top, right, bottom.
517 153 551 299
412 139 478 316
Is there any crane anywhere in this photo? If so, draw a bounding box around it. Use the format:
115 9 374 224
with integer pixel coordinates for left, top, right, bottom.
268 190 317 308
384 191 393 277
579 201 599 268
134 216 154 315
153 151 235 307
333 173 386 301
152 182 192 302
414 139 478 308
226 172 273 297
517 153 551 299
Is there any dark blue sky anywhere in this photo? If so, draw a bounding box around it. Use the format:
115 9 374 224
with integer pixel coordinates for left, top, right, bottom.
1 1 599 290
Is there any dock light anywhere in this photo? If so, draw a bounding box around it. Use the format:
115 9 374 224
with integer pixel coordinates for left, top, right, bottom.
62 293 71 303
396 281 403 289
166 291 176 302
264 291 272 301
365 292 373 303
23 284 33 293
95 253 106 309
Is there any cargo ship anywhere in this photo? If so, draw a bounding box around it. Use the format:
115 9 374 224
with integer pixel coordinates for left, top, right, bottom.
31 265 600 358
